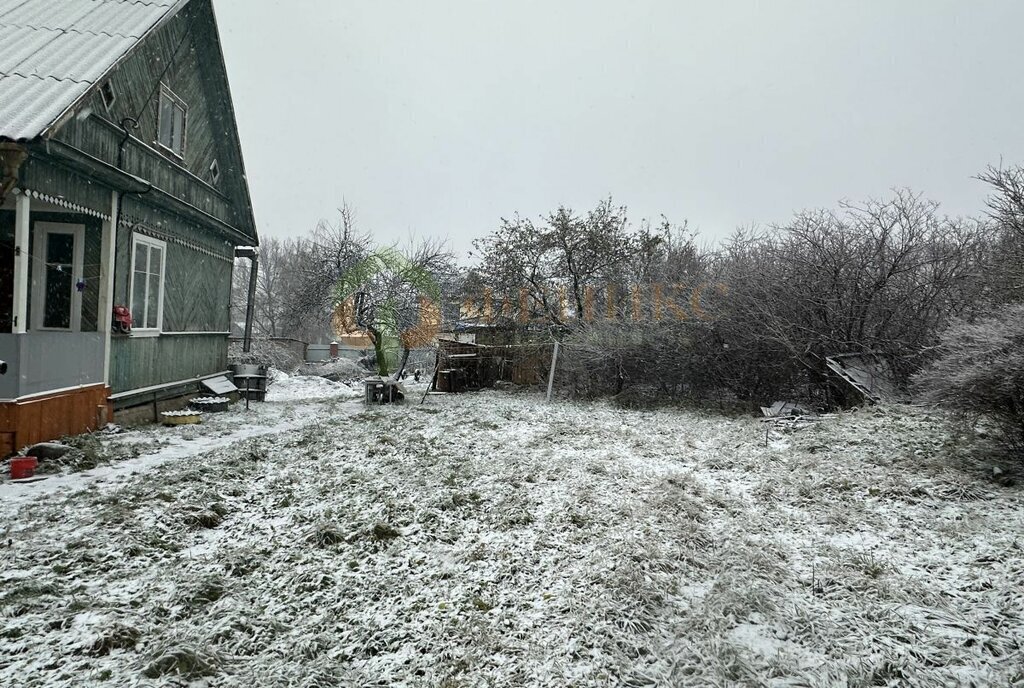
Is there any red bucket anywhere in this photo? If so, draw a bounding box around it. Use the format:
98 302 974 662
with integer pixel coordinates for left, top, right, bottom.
9 456 38 480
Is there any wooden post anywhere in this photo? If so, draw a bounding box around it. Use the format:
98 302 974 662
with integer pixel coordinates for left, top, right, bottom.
12 191 30 334
420 350 440 404
546 341 559 402
100 191 119 385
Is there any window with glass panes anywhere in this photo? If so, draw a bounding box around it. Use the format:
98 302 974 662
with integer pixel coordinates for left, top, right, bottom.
157 85 187 158
130 235 166 332
32 223 84 331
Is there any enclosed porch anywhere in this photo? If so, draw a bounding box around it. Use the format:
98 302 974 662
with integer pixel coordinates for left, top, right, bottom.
0 186 117 453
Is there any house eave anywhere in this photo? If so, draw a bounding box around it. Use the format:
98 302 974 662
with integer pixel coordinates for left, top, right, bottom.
35 138 255 246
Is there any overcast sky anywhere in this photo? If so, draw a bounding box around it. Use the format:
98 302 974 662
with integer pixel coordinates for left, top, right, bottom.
213 0 1024 254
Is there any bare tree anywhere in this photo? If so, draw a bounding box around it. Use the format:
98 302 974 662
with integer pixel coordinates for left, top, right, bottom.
976 164 1024 303
333 238 456 377
472 198 663 325
287 203 373 342
699 191 990 401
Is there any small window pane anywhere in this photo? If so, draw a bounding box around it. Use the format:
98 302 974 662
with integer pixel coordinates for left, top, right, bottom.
43 233 75 329
135 243 147 273
43 267 73 329
149 247 163 277
158 96 174 149
147 273 160 328
173 105 185 153
132 269 147 326
47 233 74 264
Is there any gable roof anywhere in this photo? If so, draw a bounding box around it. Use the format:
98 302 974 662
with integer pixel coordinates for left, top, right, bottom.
0 0 186 141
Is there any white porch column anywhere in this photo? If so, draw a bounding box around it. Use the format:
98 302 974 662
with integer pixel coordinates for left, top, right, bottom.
12 191 30 334
100 190 119 385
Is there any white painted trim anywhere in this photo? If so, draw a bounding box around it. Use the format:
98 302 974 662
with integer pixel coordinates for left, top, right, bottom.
160 331 231 336
101 191 118 385
12 193 30 333
31 221 85 332
0 382 107 404
100 80 116 112
109 370 232 401
128 232 167 333
13 187 110 221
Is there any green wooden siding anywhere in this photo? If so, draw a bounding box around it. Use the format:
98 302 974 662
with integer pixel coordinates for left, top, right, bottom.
109 333 227 394
113 199 234 335
50 0 254 239
162 240 232 332
7 0 256 397
17 158 113 217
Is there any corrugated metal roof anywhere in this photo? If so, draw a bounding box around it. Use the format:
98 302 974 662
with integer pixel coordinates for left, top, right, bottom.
0 0 184 141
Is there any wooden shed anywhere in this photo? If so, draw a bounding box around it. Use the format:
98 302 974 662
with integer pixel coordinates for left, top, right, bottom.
0 0 258 452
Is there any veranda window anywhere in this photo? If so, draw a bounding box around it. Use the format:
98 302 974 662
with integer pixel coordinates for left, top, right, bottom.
32 223 84 331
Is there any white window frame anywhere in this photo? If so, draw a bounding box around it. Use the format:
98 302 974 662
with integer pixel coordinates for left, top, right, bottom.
128 234 167 337
31 222 85 332
156 83 188 159
100 80 116 112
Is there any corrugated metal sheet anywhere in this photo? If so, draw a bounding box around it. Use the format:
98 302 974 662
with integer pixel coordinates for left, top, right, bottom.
0 0 184 141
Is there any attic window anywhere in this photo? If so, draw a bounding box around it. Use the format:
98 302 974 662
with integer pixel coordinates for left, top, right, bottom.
100 81 116 111
210 159 220 184
157 84 187 158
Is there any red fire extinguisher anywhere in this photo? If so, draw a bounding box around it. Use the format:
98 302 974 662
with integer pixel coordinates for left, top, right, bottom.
112 306 132 334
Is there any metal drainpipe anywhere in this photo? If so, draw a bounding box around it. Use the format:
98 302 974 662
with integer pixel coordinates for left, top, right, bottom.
236 247 258 353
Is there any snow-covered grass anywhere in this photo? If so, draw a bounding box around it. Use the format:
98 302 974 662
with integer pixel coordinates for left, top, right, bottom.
1 388 1022 686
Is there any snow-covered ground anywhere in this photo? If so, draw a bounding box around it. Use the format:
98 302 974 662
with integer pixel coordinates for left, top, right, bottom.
1 381 1022 686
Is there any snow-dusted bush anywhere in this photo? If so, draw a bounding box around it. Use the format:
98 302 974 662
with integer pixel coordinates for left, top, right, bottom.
555 192 988 408
915 303 1024 453
228 337 303 372
296 357 367 381
559 320 768 405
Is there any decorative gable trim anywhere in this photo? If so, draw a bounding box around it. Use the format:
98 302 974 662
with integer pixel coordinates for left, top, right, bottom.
11 187 110 220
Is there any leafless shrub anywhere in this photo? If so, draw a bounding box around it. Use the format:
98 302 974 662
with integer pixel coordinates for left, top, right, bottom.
229 337 303 372
914 303 1024 457
557 191 989 407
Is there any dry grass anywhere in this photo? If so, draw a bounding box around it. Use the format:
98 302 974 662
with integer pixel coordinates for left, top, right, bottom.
0 394 1021 686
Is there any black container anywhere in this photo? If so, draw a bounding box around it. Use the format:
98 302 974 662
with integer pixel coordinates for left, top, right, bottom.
231 363 268 402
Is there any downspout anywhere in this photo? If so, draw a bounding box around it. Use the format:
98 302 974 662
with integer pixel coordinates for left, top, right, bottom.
235 246 258 353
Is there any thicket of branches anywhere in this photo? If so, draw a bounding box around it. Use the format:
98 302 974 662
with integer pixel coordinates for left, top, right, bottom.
910 166 1024 453
231 205 372 345
914 303 1024 451
471 192 988 405
237 165 1024 453
231 204 457 377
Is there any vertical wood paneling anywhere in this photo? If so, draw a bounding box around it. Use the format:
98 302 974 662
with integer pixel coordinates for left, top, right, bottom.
50 0 254 238
109 333 227 394
0 384 111 453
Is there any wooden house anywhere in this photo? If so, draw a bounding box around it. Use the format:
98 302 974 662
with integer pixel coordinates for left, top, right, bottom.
0 0 259 453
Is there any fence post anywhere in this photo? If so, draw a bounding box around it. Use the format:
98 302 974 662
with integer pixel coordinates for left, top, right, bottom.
546 341 560 402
